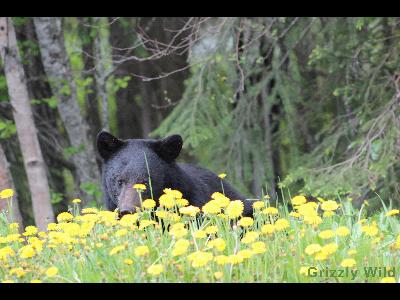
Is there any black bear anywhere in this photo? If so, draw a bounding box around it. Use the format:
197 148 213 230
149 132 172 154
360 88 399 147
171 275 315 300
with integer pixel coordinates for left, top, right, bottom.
96 131 253 217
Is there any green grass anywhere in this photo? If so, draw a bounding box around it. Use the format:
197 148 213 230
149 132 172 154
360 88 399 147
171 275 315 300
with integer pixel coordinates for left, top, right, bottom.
0 190 399 283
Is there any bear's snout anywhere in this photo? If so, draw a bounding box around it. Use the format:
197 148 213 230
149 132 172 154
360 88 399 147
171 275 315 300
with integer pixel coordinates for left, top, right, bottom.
118 186 141 217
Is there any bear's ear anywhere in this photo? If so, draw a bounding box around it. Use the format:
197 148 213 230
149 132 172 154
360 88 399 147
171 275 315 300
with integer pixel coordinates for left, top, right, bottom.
152 135 183 163
96 131 125 160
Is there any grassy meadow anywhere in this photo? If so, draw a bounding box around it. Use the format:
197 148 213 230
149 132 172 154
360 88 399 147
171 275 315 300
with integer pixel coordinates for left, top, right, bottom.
0 184 399 283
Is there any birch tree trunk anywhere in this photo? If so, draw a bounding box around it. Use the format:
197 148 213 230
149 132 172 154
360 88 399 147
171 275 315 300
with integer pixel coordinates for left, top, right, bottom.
33 17 101 204
0 17 55 230
0 142 23 228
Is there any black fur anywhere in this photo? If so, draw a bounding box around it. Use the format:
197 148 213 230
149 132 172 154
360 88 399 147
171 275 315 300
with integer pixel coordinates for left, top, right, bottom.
96 131 253 216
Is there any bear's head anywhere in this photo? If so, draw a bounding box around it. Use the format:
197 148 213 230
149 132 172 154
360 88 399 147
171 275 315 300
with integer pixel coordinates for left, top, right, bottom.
96 131 183 216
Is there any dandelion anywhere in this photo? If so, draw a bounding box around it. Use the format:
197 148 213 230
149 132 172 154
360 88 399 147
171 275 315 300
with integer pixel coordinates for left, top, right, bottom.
323 211 335 218
289 211 301 218
380 277 396 283
208 238 226 252
237 249 253 259
169 223 188 238
179 206 200 217
218 173 227 179
133 183 146 191
19 245 35 259
142 199 156 209
205 226 218 235
81 208 98 214
9 223 19 231
176 198 189 207
23 226 38 236
274 218 290 231
147 264 163 276
241 231 259 244
109 245 125 256
361 225 379 237
172 239 190 256
0 188 14 199
193 230 207 239
159 193 175 209
214 255 229 265
261 224 275 235
155 211 169 219
291 195 307 206
238 217 254 227
251 241 266 254
227 254 244 265
116 229 128 237
226 200 244 219
45 267 58 277
124 259 134 265
163 188 183 199
385 209 399 217
72 198 81 204
252 201 265 210
139 220 157 230
187 251 214 268
134 245 149 257
305 244 322 256
57 212 74 223
214 271 223 280
341 258 357 268
320 200 339 211
336 226 350 237
318 230 335 240
202 200 221 215
320 243 338 256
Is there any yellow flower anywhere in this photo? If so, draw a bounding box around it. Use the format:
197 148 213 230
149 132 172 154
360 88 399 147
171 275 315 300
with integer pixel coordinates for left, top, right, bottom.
133 183 146 191
172 239 190 256
193 230 207 239
241 231 259 244
169 223 188 238
261 224 275 235
0 188 14 199
45 267 58 277
30 279 42 283
238 217 254 227
159 193 175 209
252 201 265 210
155 210 169 219
314 252 328 261
262 207 279 215
227 254 243 265
305 244 322 255
72 198 81 204
139 220 157 230
226 200 244 219
119 213 139 227
380 277 396 283
163 188 183 199
124 259 134 265
289 211 301 218
176 198 189 207
23 225 38 236
205 226 218 235
187 251 214 268
142 199 156 209
385 209 399 217
202 200 221 215
9 267 26 278
208 238 226 252
320 200 339 211
347 249 357 256
251 241 267 254
335 226 350 237
109 245 125 256
323 211 335 218
211 192 230 208
303 214 323 226
19 245 35 259
218 173 227 179
340 258 357 268
291 195 307 206
147 264 163 276
320 243 338 256
179 206 200 217
81 207 98 214
57 212 74 223
361 225 379 237
9 223 19 231
318 230 334 240
274 218 290 231
116 228 128 237
134 245 149 257
214 271 223 279
237 249 253 259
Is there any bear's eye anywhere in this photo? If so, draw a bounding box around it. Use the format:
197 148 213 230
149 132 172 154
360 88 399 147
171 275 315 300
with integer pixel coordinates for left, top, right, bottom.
117 179 125 187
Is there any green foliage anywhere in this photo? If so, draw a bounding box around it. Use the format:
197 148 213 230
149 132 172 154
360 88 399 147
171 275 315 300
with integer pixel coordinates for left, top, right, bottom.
79 182 102 205
0 119 16 139
31 96 58 109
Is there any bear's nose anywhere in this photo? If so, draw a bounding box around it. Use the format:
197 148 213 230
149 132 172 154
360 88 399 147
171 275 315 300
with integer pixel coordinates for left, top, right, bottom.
119 208 135 218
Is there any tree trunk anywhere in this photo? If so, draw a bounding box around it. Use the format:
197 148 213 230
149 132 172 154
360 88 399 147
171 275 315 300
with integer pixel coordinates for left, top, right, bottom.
33 17 101 204
0 142 23 227
0 17 55 230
